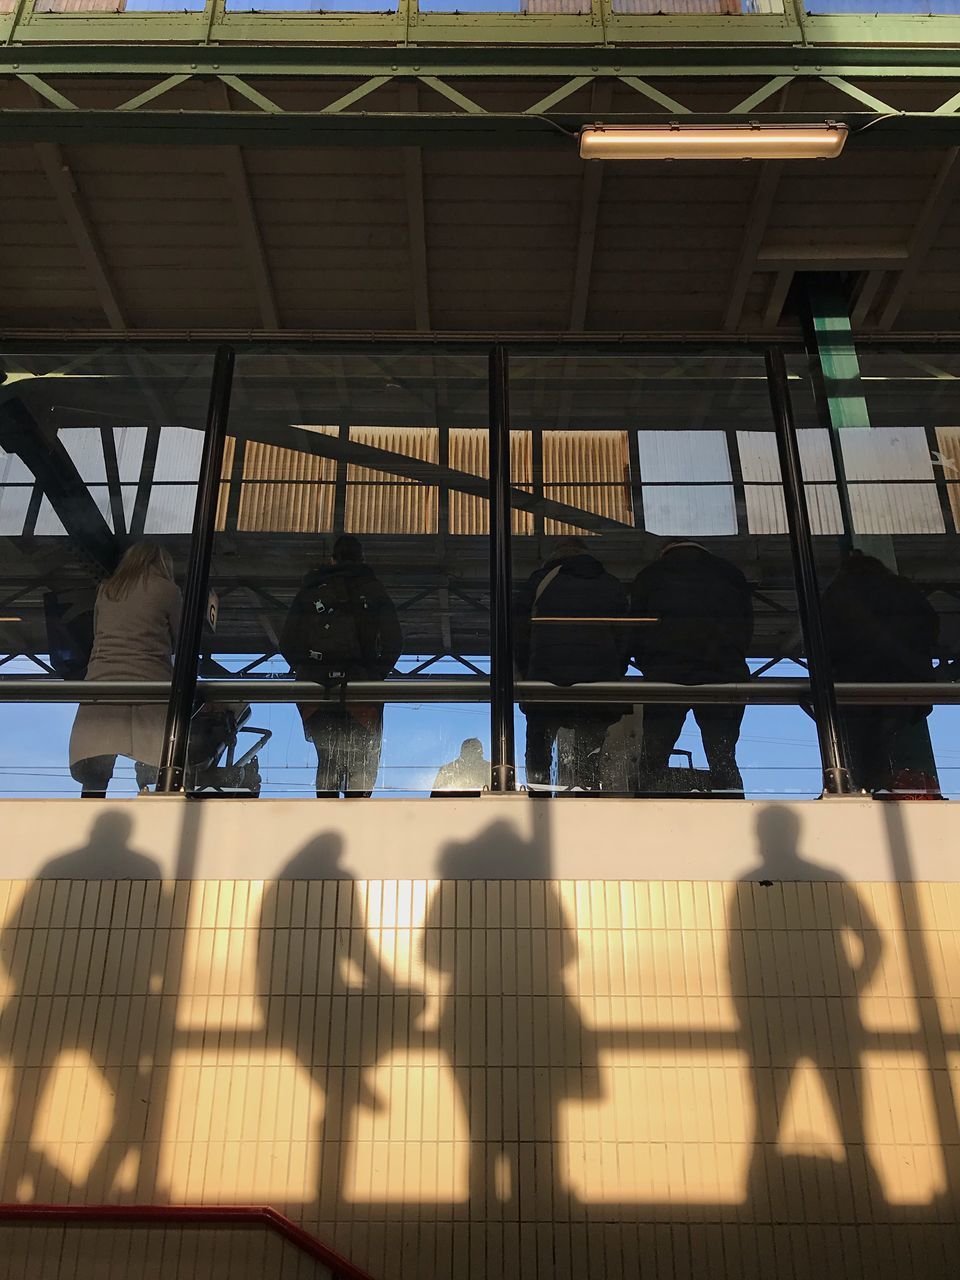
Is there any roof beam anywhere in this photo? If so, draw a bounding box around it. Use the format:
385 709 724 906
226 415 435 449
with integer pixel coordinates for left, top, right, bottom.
723 161 783 332
35 141 126 330
401 83 431 332
569 81 612 332
723 80 794 332
762 269 793 330
5 109 960 150
225 418 637 536
0 397 117 576
850 268 886 328
879 147 960 330
212 83 280 330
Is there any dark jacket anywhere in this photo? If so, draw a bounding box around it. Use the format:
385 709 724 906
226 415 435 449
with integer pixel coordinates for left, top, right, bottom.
822 559 938 684
515 553 629 685
630 545 753 683
280 562 402 683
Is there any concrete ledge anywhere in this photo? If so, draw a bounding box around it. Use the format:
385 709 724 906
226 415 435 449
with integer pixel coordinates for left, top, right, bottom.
0 795 954 882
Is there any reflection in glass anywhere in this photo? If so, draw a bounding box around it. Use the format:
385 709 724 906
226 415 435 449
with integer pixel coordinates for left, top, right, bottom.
69 543 181 797
515 537 630 793
279 533 402 797
632 540 753 797
508 353 814 798
790 347 960 797
194 348 491 795
0 345 211 797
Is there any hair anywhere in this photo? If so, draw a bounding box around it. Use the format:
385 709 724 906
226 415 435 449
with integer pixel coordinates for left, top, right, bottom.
661 539 707 557
333 534 364 564
550 537 588 559
100 543 174 602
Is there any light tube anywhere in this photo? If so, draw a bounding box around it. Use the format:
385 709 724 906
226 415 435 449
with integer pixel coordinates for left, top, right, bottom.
579 123 848 162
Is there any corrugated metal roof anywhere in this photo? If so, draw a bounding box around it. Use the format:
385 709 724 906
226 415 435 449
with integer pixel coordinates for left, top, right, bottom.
842 427 944 535
935 426 960 531
638 430 737 536
737 426 944 535
4 423 957 539
543 430 632 536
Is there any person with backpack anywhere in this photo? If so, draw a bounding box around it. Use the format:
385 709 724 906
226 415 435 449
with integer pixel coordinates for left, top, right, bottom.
821 550 940 795
631 540 753 797
280 535 401 797
515 537 630 793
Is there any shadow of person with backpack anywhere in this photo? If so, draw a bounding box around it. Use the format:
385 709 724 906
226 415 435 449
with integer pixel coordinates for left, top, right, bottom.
280 535 402 798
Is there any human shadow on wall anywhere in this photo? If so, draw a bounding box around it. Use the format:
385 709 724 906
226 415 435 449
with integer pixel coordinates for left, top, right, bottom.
0 812 167 1203
257 835 420 1220
421 819 600 1220
729 805 886 1216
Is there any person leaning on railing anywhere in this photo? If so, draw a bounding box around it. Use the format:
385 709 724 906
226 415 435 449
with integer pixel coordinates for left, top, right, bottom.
69 542 182 799
514 537 630 794
630 540 753 797
279 534 402 798
821 549 940 796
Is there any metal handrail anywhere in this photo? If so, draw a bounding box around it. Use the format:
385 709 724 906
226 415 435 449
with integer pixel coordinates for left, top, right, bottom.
0 1203 375 1280
0 677 958 705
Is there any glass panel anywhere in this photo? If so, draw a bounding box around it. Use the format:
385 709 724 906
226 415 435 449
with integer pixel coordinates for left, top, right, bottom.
508 351 818 797
789 346 960 797
0 345 212 797
191 347 490 797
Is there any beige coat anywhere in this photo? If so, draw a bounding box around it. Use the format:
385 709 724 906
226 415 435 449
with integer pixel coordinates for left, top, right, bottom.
69 574 182 767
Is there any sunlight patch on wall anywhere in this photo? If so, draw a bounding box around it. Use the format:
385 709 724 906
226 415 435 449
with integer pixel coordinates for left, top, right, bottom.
32 1050 115 1188
863 1052 946 1205
559 1049 752 1203
344 1050 469 1203
160 1050 322 1202
776 1058 845 1160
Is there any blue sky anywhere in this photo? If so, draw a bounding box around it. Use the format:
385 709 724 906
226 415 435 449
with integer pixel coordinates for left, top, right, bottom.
9 649 957 799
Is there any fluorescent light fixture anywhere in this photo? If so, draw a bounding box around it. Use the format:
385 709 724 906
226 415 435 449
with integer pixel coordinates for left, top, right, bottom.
579 123 848 162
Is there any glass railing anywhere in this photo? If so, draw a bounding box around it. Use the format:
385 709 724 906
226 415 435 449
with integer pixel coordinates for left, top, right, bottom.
3 339 960 799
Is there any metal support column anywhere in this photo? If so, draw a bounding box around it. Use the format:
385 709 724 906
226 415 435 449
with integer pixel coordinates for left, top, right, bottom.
489 343 516 792
765 346 854 796
797 273 881 559
156 345 235 793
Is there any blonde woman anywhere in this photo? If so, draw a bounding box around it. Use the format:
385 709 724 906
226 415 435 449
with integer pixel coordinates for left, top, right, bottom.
69 543 181 798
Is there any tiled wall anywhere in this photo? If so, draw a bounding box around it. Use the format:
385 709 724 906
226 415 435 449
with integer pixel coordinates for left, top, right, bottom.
0 866 958 1277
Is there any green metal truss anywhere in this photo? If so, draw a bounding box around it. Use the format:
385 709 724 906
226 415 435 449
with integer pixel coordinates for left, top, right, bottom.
2 0 960 148
1 43 960 147
5 0 960 52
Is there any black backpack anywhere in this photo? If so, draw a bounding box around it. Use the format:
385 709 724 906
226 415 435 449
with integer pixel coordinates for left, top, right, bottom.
298 573 373 678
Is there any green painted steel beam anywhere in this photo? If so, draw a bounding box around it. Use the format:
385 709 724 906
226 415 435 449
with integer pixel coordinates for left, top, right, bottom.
2 44 960 77
1 107 960 148
6 8 960 51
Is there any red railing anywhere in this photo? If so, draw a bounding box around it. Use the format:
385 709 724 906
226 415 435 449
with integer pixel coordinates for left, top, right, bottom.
0 1204 375 1280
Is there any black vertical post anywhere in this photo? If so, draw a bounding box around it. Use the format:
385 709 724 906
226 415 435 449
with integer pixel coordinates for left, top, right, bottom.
765 347 854 796
489 344 516 792
156 345 235 793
